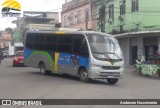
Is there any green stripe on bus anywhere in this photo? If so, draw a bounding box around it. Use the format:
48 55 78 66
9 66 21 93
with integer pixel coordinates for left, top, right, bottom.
27 51 54 72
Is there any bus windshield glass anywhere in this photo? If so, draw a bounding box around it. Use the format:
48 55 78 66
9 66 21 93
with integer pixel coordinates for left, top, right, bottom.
87 33 123 60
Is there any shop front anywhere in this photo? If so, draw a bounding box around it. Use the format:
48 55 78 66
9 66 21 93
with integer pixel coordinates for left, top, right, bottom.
115 31 160 66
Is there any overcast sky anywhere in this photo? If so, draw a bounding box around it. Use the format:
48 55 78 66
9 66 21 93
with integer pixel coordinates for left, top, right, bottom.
0 0 65 30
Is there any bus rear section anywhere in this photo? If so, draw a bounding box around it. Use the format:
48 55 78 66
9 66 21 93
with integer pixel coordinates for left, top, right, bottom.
24 31 124 85
24 31 89 76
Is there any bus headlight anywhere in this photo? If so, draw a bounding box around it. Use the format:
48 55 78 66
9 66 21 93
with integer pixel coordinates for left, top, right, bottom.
90 64 101 67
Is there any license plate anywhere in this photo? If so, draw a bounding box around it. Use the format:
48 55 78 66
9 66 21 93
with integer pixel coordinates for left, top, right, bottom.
108 76 114 78
20 61 24 63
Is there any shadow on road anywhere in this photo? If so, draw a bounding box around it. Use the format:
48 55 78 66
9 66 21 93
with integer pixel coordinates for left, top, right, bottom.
23 71 119 86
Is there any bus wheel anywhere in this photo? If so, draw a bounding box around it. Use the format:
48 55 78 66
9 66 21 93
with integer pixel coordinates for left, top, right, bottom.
39 63 47 75
79 69 89 83
107 78 119 85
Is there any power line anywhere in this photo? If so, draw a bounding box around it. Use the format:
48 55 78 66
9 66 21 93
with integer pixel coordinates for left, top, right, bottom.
47 8 62 12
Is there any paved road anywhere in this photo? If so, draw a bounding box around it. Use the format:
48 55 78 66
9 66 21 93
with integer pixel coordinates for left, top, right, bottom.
0 58 160 108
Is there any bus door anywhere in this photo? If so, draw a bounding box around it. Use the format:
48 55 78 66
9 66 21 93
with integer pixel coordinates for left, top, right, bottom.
71 35 89 75
57 34 89 76
57 34 74 75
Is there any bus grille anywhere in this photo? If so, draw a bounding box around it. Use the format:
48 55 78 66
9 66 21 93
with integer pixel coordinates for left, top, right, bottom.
101 66 120 70
99 72 121 77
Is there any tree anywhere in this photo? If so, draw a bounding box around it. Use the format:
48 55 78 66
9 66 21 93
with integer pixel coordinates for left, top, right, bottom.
5 27 12 33
5 27 14 45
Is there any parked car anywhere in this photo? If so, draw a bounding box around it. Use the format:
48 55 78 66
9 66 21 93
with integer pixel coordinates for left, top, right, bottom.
13 51 24 67
2 51 7 58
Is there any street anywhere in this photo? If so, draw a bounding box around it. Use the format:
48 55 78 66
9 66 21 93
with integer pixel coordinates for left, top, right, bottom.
0 58 160 108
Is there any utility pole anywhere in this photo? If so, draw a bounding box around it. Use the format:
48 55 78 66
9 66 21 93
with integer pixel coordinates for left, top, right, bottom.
85 9 89 30
99 0 107 32
100 5 106 32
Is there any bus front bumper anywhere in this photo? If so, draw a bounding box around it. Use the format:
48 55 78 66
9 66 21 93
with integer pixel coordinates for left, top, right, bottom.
88 66 124 79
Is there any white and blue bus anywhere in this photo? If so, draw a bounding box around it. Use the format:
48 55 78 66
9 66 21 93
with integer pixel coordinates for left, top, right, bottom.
24 29 124 84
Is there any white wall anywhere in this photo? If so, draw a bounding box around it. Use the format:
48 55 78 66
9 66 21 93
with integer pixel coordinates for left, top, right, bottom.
118 37 130 66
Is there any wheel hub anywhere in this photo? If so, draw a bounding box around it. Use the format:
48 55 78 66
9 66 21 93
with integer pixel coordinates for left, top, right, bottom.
81 72 87 80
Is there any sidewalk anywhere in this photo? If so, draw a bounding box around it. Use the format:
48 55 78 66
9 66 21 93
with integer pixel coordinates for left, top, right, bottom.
124 65 136 72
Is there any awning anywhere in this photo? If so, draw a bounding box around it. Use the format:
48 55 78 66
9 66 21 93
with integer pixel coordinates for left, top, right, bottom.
114 30 160 38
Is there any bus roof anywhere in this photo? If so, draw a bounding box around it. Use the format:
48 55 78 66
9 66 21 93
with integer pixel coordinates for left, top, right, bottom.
26 28 112 37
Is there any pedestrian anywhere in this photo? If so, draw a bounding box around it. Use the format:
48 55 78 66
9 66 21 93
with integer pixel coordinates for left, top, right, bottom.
0 54 2 64
0 49 3 64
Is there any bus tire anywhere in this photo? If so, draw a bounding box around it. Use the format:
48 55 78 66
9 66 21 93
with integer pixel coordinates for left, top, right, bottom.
79 69 89 83
107 78 119 85
39 63 47 75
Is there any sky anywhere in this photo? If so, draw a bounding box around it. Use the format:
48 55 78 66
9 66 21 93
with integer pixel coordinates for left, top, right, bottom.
0 0 65 30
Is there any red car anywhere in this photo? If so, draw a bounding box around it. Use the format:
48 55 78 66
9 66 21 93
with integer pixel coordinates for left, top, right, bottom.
13 51 24 67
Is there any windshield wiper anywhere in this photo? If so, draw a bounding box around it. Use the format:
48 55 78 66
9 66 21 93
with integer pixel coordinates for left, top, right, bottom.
104 53 113 61
92 52 113 60
105 52 123 60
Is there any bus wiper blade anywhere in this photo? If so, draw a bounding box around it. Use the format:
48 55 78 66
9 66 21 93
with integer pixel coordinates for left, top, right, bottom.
104 54 113 61
92 52 112 60
105 52 122 60
92 52 104 54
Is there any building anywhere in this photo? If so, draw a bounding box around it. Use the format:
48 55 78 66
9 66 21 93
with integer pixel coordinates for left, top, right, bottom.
61 0 94 30
0 31 12 48
0 31 12 56
94 0 160 65
23 11 59 24
12 11 59 43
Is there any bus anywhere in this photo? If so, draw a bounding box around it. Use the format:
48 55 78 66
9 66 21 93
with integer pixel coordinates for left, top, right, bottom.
2 7 20 15
24 29 124 85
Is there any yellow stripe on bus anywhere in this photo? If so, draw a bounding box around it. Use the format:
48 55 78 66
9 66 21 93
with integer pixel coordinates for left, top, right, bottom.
54 53 59 72
55 31 65 34
106 61 113 66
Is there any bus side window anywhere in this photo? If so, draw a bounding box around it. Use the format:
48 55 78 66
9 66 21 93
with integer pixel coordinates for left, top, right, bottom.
57 34 73 53
73 37 81 54
32 33 45 50
80 38 89 57
25 33 34 49
45 34 57 51
73 35 89 57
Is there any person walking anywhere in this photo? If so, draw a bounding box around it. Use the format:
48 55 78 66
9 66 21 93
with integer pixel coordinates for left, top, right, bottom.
0 49 3 64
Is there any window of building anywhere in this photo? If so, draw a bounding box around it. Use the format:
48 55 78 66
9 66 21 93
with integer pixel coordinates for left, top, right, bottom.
132 0 139 12
108 4 114 19
77 10 81 23
64 15 67 27
85 8 89 21
69 13 74 26
120 0 126 15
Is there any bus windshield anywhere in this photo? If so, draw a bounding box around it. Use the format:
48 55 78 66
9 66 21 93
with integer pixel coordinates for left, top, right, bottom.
87 33 123 60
